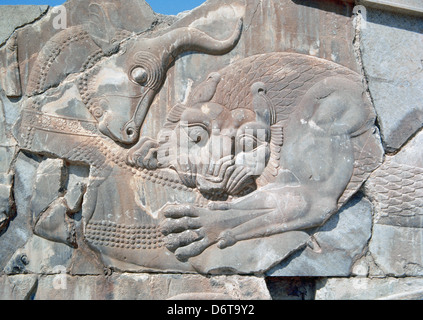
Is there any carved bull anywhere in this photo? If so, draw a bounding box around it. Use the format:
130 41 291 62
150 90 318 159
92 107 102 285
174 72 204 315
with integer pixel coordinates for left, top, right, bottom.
12 7 243 266
9 4 384 275
25 6 243 145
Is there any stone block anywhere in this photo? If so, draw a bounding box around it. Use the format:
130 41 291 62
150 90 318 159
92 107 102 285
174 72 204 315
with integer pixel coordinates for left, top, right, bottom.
365 130 423 228
0 5 48 46
369 224 423 276
268 195 373 277
2 0 423 301
359 0 423 16
316 277 423 300
30 158 65 221
0 275 38 300
0 152 38 270
33 274 271 300
4 234 74 275
359 8 423 151
364 130 423 277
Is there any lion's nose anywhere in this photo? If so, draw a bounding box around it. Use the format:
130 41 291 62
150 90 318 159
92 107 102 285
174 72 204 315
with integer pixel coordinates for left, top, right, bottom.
207 134 235 161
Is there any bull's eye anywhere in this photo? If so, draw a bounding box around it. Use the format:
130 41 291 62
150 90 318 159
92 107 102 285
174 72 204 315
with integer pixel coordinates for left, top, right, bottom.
131 67 148 85
126 127 135 137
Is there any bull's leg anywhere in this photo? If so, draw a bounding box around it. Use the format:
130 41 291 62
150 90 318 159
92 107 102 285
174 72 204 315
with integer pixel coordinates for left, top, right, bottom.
30 158 87 248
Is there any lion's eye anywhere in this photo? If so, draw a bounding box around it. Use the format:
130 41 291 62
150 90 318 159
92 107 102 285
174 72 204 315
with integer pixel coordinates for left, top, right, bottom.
187 126 208 144
131 67 148 85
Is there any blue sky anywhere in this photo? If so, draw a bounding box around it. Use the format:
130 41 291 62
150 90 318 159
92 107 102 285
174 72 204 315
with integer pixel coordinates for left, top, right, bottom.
0 0 207 15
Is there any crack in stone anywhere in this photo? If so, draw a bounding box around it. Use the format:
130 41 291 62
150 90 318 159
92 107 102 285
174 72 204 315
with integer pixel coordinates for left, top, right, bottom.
0 5 50 49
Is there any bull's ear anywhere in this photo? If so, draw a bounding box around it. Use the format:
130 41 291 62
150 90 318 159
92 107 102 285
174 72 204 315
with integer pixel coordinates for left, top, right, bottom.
87 3 120 55
165 104 187 126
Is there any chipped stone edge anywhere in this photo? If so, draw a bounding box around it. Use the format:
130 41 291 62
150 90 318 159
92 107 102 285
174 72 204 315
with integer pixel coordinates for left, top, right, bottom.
358 0 423 16
0 5 50 48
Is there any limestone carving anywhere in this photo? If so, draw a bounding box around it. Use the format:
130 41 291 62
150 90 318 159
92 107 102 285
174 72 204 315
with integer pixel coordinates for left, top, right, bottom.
7 3 384 275
12 7 245 272
3 33 21 98
365 159 423 226
129 52 384 269
25 3 243 145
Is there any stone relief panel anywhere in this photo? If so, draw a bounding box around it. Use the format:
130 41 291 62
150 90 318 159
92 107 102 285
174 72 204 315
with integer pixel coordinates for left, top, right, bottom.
0 0 389 278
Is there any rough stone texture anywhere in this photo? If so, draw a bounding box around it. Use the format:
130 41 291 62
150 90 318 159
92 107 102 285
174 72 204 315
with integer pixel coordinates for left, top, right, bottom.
4 235 74 275
316 277 423 300
0 0 422 300
364 129 423 277
268 194 373 277
33 274 271 300
359 7 423 152
0 5 48 46
359 0 423 16
0 97 14 234
365 130 423 228
0 0 384 279
369 224 423 276
0 275 38 300
265 277 316 300
0 152 36 271
4 273 270 300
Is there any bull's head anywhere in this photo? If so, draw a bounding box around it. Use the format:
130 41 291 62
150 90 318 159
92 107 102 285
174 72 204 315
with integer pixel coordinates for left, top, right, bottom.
82 19 243 145
26 2 243 146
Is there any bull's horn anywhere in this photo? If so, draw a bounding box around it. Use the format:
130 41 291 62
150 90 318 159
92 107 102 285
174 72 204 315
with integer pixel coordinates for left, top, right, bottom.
163 18 243 59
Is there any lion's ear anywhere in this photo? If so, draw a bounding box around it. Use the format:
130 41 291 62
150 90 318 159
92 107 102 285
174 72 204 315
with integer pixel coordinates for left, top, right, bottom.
251 82 274 127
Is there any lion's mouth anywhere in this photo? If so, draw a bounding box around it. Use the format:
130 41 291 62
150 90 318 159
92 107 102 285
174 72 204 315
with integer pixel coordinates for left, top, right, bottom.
171 156 256 196
197 170 256 196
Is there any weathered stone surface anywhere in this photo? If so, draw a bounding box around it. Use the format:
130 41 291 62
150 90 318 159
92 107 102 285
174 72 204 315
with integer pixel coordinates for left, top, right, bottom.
4 235 74 275
362 129 423 277
0 275 38 300
359 8 423 152
266 277 316 300
0 97 15 234
359 0 423 16
30 158 64 219
2 0 423 301
0 180 13 230
0 92 21 134
0 5 48 46
391 129 423 168
0 99 5 143
0 152 37 270
2 0 384 277
0 98 13 226
33 273 271 300
365 130 423 228
268 195 373 277
0 0 383 280
10 0 163 97
369 224 423 276
316 277 423 300
2 34 22 97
